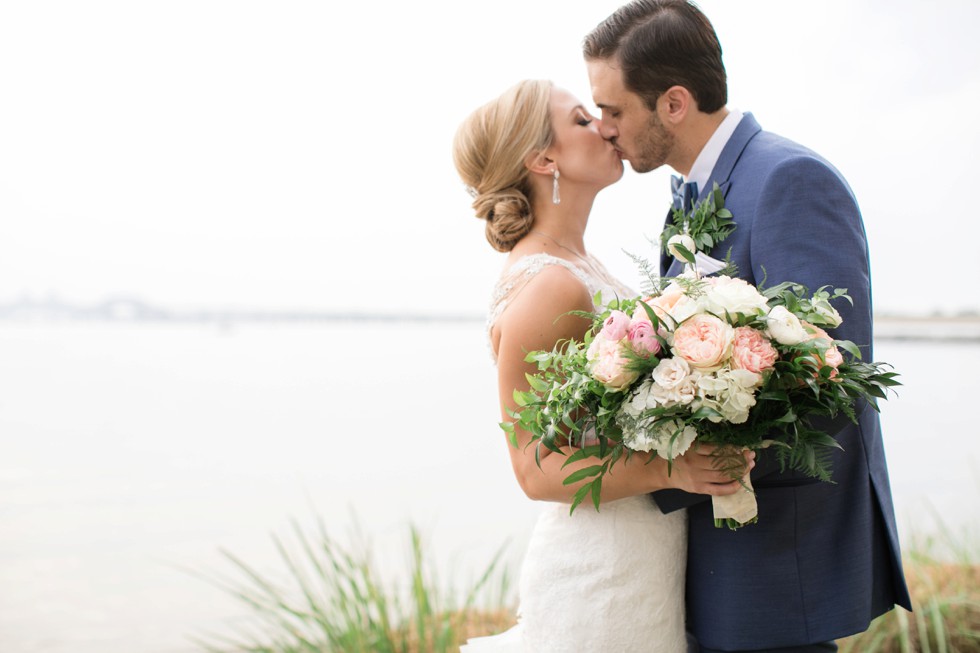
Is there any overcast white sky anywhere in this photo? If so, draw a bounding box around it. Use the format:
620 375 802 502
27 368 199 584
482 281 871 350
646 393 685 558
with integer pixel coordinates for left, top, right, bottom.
1 1 978 316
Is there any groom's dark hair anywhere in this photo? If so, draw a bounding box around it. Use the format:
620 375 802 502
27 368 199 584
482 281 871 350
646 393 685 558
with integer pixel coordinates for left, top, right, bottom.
583 0 727 113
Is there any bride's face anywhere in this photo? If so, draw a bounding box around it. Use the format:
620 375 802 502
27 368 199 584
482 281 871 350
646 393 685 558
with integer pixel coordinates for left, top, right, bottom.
546 88 624 192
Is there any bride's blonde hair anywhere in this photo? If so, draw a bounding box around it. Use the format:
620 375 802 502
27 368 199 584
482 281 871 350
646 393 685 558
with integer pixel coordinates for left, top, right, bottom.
452 80 554 252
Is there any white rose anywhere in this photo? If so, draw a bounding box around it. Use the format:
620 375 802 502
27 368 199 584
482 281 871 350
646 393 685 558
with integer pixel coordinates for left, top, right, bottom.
766 306 809 345
667 234 697 261
651 377 700 407
703 276 770 318
811 298 843 328
651 356 692 389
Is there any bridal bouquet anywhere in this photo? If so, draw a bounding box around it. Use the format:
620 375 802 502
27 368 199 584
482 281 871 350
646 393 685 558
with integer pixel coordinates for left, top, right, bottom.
502 192 899 529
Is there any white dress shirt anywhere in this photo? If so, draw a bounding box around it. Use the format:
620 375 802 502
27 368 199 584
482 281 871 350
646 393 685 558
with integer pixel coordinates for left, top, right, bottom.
684 108 744 191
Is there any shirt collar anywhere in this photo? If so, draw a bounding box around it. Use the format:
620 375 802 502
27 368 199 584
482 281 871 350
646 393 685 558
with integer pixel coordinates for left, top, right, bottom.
684 108 744 192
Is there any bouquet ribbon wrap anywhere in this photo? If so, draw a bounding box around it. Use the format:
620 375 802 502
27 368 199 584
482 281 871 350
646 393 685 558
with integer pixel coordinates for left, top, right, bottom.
711 473 757 528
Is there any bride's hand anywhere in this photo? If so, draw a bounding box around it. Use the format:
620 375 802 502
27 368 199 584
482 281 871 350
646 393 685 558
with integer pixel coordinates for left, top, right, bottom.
664 444 756 496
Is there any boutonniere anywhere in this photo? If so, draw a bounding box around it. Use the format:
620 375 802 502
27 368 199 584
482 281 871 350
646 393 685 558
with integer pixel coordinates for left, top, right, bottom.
660 182 736 274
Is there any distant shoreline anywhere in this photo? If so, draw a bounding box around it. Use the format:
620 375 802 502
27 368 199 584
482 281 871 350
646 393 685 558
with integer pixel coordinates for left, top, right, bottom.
874 315 980 343
1 299 978 342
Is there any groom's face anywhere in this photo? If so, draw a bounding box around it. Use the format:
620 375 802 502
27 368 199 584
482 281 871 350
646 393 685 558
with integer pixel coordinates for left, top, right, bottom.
587 58 674 174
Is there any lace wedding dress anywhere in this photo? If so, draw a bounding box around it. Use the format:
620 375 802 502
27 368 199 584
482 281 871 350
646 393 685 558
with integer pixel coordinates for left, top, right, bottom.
462 253 688 653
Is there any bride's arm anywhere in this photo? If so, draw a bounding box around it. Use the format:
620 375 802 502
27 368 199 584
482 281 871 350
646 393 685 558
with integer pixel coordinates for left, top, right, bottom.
494 267 750 504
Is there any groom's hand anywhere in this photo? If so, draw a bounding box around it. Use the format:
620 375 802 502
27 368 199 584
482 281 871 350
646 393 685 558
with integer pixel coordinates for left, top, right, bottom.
666 445 755 496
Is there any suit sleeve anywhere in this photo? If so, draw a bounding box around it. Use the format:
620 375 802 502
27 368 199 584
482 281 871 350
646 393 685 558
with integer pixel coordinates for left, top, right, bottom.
654 156 874 515
750 155 872 352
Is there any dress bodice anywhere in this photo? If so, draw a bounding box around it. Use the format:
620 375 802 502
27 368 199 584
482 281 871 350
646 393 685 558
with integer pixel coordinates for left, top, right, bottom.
486 253 634 361
466 252 687 653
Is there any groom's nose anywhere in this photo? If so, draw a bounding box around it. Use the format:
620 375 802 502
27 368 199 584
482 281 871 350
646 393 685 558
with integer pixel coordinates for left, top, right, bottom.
597 118 618 142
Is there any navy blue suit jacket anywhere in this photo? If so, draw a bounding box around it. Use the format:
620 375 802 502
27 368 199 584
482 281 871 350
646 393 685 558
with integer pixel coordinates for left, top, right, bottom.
653 113 912 650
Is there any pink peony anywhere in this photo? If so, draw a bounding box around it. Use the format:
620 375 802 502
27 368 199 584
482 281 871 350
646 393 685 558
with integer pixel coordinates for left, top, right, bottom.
600 310 631 341
671 313 734 370
627 320 661 357
586 336 639 391
731 326 778 374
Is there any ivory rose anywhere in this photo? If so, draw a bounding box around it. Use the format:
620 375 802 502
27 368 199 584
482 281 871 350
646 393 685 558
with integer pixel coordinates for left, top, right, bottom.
672 313 734 371
811 297 844 328
703 276 770 318
731 326 778 375
650 356 700 406
766 305 809 345
666 234 696 261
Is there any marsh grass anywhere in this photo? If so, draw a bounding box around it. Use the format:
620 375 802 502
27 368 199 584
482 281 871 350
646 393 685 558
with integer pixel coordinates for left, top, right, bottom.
837 519 980 653
190 516 514 653
194 513 979 653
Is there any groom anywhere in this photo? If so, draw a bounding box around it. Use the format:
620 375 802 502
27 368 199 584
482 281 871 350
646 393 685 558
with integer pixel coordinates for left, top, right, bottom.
584 2 911 651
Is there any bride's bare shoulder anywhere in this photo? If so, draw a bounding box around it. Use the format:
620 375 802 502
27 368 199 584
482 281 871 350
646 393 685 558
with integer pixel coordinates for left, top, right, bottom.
496 263 593 336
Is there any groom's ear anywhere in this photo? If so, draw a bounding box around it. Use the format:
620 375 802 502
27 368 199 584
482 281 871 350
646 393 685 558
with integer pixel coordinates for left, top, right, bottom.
661 85 693 126
525 151 555 176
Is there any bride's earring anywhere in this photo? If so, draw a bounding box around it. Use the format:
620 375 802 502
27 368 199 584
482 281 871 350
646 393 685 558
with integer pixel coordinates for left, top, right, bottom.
552 168 561 205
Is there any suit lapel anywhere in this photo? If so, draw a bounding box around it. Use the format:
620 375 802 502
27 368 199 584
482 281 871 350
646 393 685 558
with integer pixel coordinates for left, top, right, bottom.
660 113 763 276
695 112 762 205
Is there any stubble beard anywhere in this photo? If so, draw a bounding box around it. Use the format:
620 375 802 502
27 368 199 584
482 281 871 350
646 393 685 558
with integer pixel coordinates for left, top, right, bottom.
627 111 674 174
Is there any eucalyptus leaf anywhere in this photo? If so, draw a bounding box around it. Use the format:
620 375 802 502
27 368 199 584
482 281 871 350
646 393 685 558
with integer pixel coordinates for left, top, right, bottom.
570 483 592 514
525 373 551 393
562 465 604 485
836 339 862 360
591 476 604 511
673 244 697 265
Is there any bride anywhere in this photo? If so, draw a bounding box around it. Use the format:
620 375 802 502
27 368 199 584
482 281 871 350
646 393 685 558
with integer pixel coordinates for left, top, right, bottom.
452 80 754 652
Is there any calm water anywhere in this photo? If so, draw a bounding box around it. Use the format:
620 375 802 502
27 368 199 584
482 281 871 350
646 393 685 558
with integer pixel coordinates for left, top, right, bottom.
1 322 977 653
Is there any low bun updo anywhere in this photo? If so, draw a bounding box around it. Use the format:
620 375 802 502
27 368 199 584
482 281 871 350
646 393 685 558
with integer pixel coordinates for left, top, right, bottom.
452 80 554 252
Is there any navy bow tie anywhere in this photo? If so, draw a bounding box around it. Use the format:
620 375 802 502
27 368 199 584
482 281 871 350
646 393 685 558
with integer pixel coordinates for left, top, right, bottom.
670 175 699 212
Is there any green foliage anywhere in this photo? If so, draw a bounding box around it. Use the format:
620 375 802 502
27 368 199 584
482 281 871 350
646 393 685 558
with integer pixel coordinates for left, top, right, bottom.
500 268 902 519
837 514 980 652
622 243 664 296
660 182 737 258
190 518 511 653
763 281 853 329
506 332 650 513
